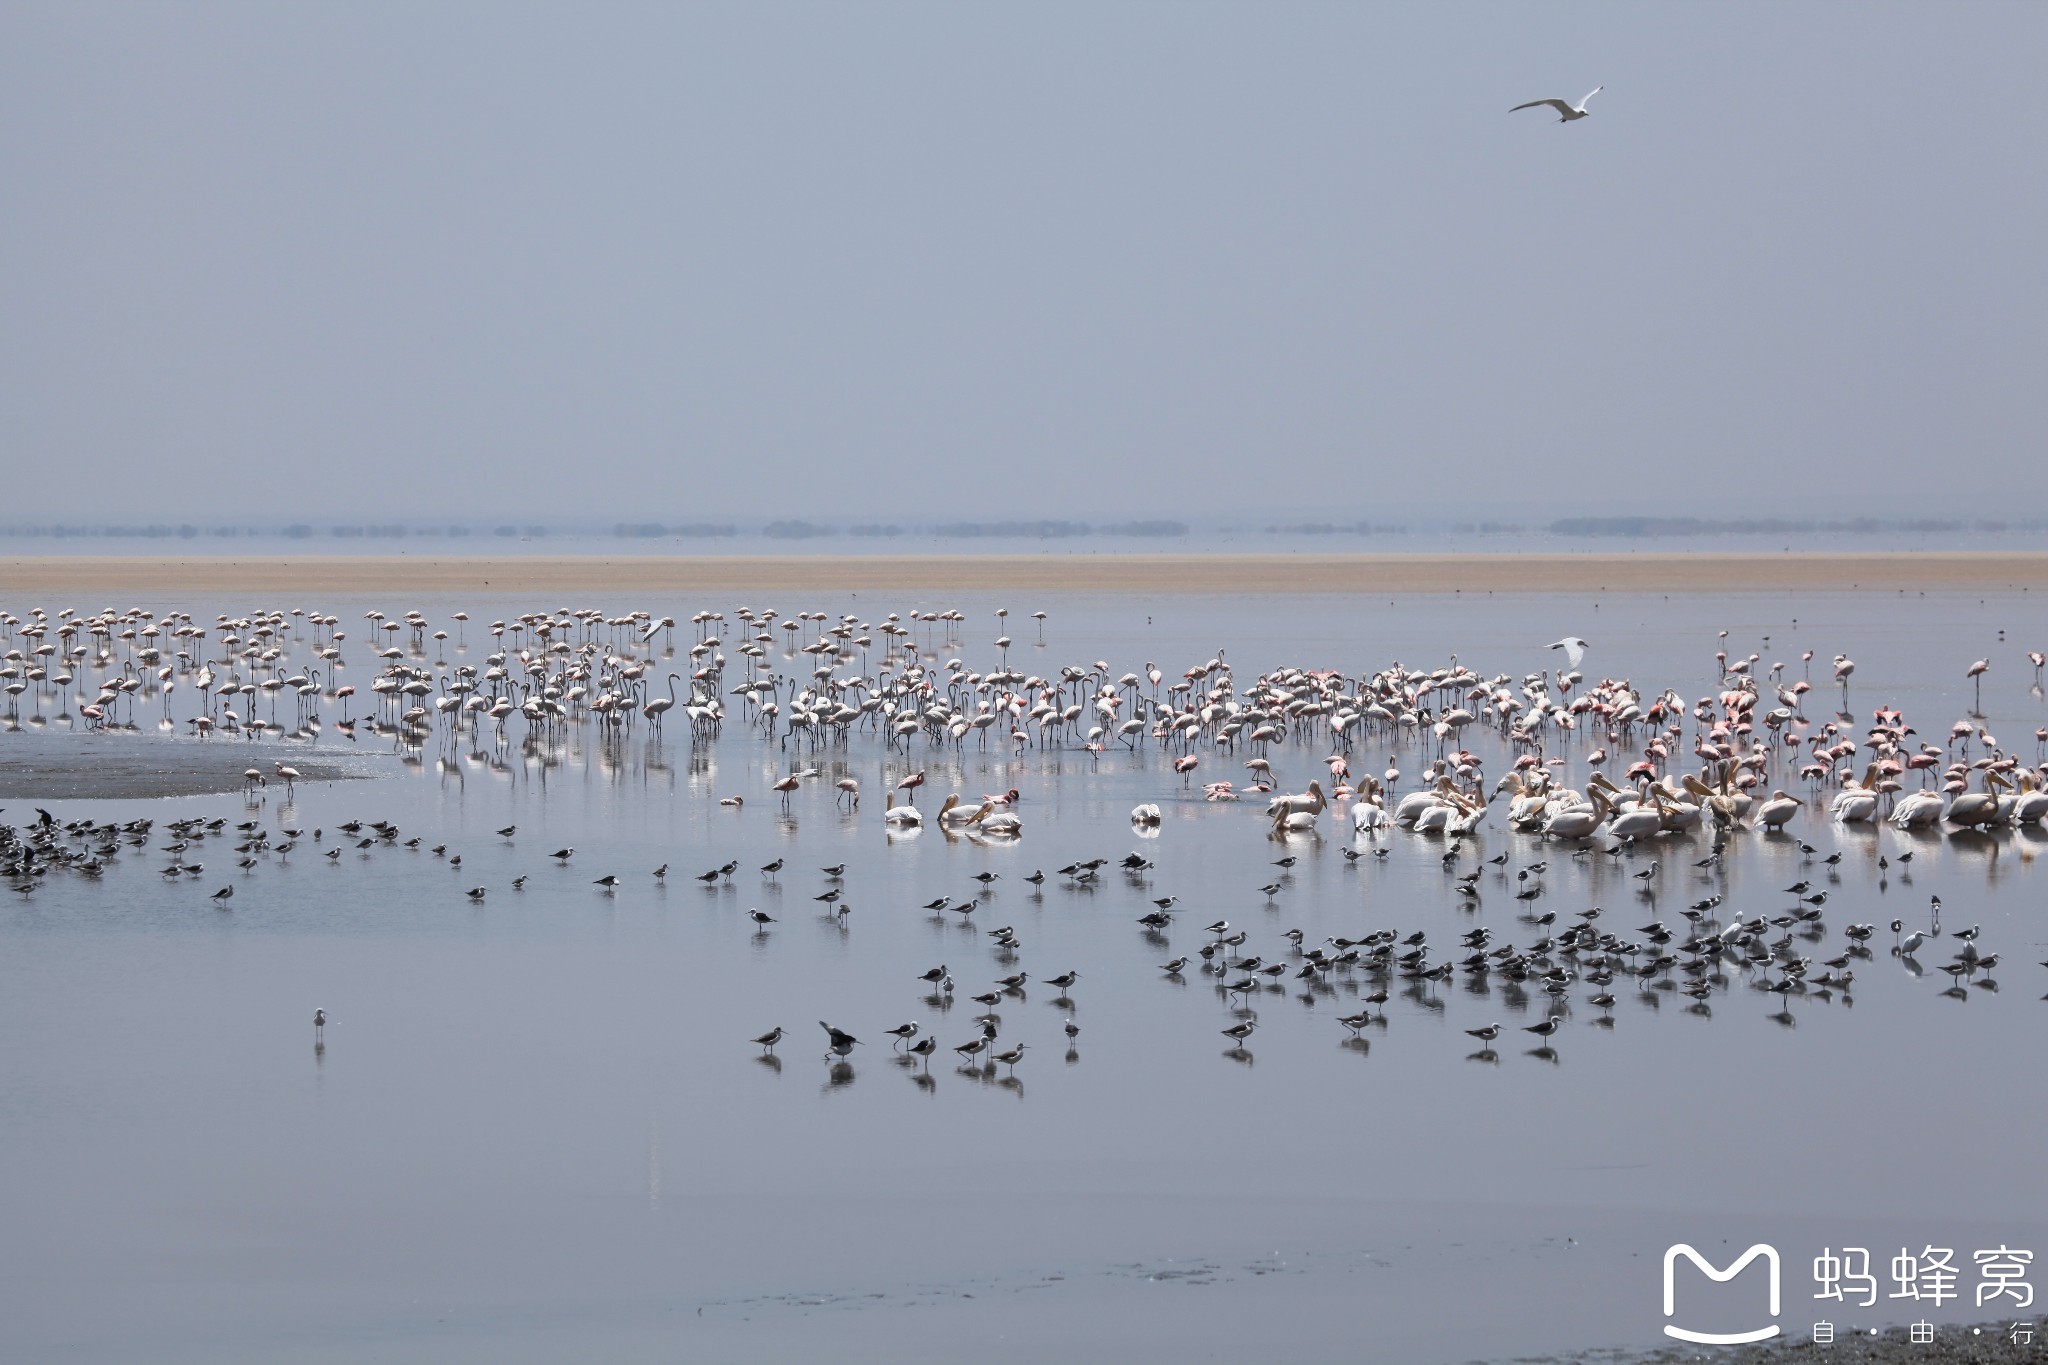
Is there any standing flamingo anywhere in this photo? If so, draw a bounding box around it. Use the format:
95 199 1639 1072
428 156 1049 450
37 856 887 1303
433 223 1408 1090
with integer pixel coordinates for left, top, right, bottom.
1966 658 1989 712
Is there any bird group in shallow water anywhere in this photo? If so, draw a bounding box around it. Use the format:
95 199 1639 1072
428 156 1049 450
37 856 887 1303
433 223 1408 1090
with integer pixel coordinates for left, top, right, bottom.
2 598 2041 1085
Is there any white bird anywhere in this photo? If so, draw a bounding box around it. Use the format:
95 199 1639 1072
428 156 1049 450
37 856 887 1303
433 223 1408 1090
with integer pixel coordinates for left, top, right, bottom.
1511 87 1602 123
1548 637 1589 669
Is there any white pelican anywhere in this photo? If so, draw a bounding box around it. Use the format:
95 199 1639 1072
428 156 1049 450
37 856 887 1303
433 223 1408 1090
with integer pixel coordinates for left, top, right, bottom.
1650 788 1702 832
974 809 1022 836
937 794 989 828
1266 780 1326 822
1889 789 1943 828
1945 777 2003 829
1605 804 1662 840
1830 764 1882 823
1542 803 1600 839
1755 790 1802 831
1392 785 1446 826
2009 775 2048 825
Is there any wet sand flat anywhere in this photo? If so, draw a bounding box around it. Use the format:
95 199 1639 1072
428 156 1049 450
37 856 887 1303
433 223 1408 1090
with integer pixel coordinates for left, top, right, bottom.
5 551 2048 597
0 733 385 799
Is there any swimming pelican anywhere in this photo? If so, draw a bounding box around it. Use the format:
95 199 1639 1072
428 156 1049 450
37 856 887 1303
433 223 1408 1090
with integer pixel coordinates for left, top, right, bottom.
1755 790 1802 831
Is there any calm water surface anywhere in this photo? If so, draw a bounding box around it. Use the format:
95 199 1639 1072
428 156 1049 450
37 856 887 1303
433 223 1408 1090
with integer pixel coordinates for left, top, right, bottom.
2 588 2044 1361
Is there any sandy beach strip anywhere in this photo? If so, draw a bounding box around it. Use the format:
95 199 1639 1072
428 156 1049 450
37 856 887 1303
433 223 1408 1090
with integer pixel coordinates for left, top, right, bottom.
4 551 2047 598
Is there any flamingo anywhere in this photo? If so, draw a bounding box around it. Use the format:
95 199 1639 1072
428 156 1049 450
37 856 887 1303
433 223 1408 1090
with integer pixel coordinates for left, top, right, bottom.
644 672 680 729
1966 658 1989 711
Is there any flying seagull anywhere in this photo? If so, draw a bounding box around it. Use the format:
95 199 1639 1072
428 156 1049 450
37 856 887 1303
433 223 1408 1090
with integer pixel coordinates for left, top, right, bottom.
1511 87 1602 122
1549 637 1589 669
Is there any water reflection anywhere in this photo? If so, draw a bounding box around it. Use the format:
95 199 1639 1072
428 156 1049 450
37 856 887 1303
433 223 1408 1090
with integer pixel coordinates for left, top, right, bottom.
8 587 2048 1364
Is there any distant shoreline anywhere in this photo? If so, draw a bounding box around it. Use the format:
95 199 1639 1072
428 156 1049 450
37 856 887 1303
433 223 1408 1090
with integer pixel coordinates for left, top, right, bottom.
3 551 2046 597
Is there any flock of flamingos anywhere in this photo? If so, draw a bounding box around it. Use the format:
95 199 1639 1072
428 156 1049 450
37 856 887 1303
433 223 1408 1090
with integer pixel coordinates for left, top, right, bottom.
3 601 2045 841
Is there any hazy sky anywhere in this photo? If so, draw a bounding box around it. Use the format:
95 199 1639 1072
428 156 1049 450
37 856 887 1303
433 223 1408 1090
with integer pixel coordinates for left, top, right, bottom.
4 3 2044 525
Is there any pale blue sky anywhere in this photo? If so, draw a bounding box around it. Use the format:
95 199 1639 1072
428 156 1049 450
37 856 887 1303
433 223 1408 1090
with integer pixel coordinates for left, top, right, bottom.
4 2 2043 524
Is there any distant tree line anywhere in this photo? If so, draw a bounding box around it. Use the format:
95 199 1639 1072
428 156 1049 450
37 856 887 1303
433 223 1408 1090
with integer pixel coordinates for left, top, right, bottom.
8 516 2037 543
1547 516 2045 537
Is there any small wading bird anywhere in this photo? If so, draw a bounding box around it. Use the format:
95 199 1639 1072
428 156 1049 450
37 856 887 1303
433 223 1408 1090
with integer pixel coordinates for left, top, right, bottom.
819 1021 860 1058
1512 87 1602 123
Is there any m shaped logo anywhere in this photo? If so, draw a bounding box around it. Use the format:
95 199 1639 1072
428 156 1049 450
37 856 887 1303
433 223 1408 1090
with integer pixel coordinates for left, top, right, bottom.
1662 1243 1781 1344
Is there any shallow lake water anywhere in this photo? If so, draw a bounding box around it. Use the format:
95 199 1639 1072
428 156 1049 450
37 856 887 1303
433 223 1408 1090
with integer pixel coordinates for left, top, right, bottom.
2 586 2044 1361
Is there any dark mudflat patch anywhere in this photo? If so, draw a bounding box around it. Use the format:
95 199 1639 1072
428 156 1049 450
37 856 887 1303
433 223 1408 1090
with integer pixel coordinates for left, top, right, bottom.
0 729 387 799
1512 1321 2040 1365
